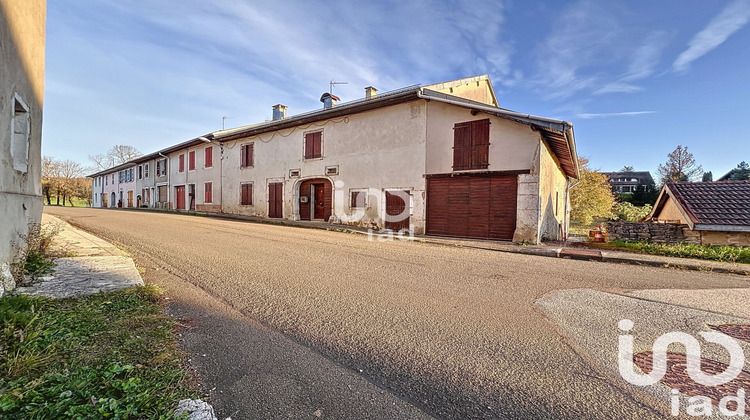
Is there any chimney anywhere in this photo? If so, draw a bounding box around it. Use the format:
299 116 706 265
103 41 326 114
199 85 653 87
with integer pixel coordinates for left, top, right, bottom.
365 86 378 99
320 92 340 109
272 104 287 120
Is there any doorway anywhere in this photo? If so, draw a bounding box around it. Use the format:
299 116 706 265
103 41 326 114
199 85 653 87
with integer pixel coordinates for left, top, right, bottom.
268 182 283 218
298 178 332 221
175 185 186 210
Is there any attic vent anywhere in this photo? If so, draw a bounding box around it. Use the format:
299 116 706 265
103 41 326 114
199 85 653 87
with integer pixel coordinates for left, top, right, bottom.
325 165 339 176
289 169 300 178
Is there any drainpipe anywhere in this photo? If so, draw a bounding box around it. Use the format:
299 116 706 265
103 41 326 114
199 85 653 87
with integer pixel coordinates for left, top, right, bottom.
159 152 169 207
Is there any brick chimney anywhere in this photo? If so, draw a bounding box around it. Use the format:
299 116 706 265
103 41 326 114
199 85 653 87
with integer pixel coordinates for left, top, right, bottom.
272 104 287 120
365 86 378 99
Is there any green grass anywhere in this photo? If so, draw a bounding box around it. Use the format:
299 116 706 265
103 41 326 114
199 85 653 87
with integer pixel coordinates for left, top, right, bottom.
0 286 198 419
601 240 750 264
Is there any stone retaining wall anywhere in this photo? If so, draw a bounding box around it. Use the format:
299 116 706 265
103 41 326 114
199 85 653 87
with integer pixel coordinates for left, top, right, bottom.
604 222 701 245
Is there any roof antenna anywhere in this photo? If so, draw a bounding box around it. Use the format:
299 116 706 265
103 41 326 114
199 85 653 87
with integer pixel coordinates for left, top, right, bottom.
330 80 348 94
222 116 233 130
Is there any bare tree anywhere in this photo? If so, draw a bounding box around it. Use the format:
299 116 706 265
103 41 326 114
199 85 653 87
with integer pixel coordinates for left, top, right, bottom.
89 145 142 170
58 159 86 206
656 145 703 185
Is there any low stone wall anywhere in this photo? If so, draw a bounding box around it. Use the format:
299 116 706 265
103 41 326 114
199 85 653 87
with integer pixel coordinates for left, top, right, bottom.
604 222 701 245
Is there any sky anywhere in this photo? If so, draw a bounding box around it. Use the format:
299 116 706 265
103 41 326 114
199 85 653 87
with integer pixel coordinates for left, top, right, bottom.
43 0 750 178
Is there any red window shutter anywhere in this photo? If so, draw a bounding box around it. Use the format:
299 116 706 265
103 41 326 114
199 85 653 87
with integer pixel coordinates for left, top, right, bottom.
189 151 196 170
240 145 247 167
179 154 185 172
205 182 212 203
312 132 321 158
241 183 253 205
471 119 490 169
240 184 246 204
304 133 314 159
248 143 254 166
205 146 213 168
453 123 471 170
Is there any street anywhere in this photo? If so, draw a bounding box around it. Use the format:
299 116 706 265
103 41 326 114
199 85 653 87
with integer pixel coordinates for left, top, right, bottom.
44 207 750 419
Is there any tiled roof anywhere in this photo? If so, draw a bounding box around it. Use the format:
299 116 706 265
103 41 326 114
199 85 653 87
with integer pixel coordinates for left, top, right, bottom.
668 181 750 226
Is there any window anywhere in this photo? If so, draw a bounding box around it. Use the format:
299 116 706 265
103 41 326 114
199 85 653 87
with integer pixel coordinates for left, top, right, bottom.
11 94 30 173
112 174 114 184
144 163 149 178
204 146 213 168
138 165 143 180
156 159 167 176
350 190 367 208
179 154 185 172
325 165 339 176
188 151 196 171
105 176 108 186
204 182 213 203
129 168 134 182
240 183 253 205
453 119 490 170
240 143 254 167
304 131 322 159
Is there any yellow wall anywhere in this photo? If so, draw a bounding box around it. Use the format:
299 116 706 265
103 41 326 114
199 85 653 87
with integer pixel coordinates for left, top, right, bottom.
537 140 569 241
423 75 497 106
654 197 687 223
701 231 750 246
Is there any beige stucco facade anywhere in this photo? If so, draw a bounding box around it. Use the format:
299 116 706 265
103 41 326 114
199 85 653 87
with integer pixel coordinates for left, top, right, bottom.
167 143 222 212
0 0 45 296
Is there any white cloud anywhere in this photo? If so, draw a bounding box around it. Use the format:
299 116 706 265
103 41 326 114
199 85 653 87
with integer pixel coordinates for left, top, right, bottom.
576 111 656 119
673 0 750 73
593 83 644 95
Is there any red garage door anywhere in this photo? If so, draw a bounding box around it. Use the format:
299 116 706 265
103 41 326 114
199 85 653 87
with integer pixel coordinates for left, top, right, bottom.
426 174 518 241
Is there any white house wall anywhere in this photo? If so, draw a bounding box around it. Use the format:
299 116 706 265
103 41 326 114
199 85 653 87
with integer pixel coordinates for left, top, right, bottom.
221 101 428 232
167 143 221 212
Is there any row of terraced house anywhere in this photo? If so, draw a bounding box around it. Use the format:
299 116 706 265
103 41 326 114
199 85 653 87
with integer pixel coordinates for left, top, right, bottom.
88 76 580 244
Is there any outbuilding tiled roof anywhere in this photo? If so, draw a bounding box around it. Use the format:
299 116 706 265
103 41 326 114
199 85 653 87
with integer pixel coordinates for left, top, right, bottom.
668 181 750 227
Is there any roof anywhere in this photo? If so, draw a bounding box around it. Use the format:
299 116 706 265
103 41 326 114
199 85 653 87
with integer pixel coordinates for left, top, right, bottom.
87 137 213 178
602 171 655 184
211 78 579 179
647 181 750 231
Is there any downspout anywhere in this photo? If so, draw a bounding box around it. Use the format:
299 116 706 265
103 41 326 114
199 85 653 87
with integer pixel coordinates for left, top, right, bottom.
159 152 169 208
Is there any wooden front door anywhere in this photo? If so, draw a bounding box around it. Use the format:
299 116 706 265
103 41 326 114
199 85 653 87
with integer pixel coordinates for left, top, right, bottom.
268 182 283 218
127 191 133 208
175 185 186 210
385 190 410 231
314 184 326 219
102 194 108 208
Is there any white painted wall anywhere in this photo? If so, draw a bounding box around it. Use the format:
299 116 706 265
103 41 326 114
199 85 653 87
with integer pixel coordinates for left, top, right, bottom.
221 101 428 232
168 143 221 211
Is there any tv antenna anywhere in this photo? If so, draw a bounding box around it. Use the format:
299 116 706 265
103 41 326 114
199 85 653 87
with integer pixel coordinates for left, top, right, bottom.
330 80 348 94
222 116 233 130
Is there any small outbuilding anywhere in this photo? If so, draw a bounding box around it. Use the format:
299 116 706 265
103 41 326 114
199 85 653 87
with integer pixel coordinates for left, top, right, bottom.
645 181 750 246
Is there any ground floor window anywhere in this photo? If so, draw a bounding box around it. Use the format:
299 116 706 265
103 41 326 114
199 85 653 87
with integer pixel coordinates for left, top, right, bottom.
204 182 213 203
240 183 253 205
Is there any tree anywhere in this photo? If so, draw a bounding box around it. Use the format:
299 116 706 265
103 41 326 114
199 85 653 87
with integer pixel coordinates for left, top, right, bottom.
620 165 635 172
729 161 750 181
41 156 60 205
629 183 659 207
656 145 703 184
89 145 142 171
702 171 713 182
57 159 86 206
570 158 616 225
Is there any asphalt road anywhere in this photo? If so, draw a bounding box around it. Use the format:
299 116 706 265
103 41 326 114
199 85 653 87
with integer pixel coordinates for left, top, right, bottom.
44 207 750 419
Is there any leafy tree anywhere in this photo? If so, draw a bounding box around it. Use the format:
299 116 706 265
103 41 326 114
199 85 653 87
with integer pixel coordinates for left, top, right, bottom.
41 156 60 205
702 171 713 182
620 165 635 172
729 161 750 181
656 145 703 184
570 158 616 225
89 145 142 171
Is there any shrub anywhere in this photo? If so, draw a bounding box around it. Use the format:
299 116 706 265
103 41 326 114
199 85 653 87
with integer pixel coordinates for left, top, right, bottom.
612 202 652 222
11 223 61 284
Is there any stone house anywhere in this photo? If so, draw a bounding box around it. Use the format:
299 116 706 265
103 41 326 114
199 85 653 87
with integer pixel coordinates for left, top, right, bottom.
645 181 750 246
90 75 579 244
0 0 46 296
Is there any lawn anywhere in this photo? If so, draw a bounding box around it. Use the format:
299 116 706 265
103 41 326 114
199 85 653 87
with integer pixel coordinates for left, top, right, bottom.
0 286 198 419
595 240 750 265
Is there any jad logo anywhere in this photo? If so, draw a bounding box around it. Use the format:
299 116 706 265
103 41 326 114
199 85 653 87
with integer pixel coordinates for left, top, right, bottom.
618 319 747 417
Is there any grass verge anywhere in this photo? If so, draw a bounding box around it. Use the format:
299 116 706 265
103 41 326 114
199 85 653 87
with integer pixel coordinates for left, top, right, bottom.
596 240 750 264
0 285 198 419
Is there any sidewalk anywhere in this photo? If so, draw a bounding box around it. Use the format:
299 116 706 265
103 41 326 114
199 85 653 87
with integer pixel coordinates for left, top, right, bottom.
15 214 143 298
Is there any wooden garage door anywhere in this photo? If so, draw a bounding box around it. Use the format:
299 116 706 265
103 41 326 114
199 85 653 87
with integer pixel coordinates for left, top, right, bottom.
426 175 517 240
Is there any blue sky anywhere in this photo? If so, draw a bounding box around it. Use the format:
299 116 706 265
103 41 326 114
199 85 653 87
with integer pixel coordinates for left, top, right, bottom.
43 0 750 177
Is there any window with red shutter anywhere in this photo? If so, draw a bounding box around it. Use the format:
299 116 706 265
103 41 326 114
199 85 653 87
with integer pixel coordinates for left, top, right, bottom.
240 143 254 167
240 183 253 205
453 119 490 170
350 190 366 208
189 151 196 171
304 131 322 159
204 182 213 203
205 146 213 168
179 154 185 172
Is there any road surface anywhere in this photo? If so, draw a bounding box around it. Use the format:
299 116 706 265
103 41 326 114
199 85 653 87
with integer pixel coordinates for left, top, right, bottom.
44 207 750 419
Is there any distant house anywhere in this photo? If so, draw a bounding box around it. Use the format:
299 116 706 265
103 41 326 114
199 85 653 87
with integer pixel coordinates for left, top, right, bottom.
89 75 580 244
645 181 750 246
602 171 654 194
1 0 46 296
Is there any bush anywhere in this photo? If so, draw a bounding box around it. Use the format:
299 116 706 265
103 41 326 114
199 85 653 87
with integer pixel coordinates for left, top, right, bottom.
612 202 652 222
608 240 750 264
11 223 61 284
